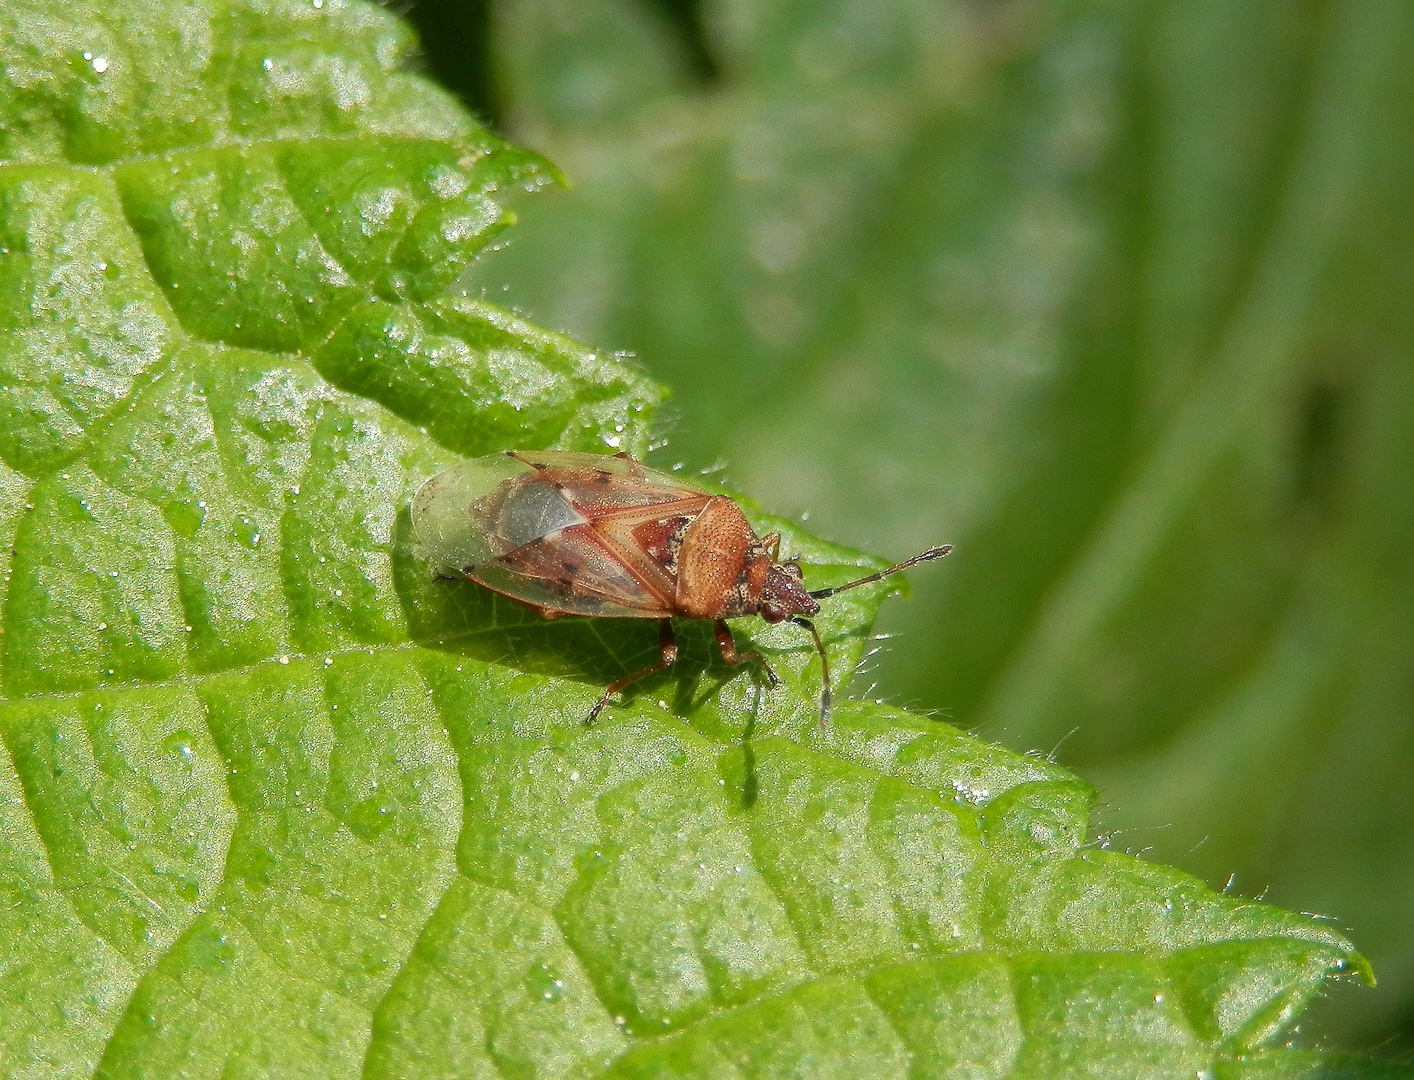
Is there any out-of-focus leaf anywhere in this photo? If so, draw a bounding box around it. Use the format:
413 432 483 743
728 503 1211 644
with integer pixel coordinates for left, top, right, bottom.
463 0 1414 1049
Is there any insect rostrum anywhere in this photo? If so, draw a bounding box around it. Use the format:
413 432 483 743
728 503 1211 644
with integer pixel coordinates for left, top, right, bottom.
412 450 950 723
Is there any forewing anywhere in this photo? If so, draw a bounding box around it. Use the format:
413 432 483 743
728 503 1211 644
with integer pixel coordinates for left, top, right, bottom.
477 470 586 553
476 523 671 617
510 450 708 515
413 453 586 572
588 502 706 598
416 450 712 617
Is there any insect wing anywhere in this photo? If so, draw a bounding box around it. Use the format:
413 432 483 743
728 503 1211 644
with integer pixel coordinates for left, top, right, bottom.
412 453 544 572
478 523 672 617
413 451 704 618
509 450 708 515
513 452 727 606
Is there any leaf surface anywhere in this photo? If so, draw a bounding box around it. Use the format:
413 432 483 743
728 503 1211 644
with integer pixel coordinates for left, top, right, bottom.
0 1 1395 1078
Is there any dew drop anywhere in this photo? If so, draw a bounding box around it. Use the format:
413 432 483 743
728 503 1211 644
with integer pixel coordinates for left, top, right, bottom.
347 795 396 840
233 514 262 549
163 731 195 760
527 963 565 1003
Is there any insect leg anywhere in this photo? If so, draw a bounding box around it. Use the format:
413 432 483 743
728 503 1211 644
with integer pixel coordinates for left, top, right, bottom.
587 619 678 724
713 620 780 687
789 617 832 725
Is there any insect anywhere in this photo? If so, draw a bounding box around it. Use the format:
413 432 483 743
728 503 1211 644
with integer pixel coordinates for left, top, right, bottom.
412 450 950 723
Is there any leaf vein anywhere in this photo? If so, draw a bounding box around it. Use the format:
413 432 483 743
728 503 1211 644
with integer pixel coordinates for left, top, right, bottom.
358 660 467 1080
86 686 242 1080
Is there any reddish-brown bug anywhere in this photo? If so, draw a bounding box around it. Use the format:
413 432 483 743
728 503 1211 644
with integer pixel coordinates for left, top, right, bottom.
412 450 950 723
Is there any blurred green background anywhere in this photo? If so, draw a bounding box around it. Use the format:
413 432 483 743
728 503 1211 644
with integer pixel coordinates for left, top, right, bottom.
403 0 1414 1054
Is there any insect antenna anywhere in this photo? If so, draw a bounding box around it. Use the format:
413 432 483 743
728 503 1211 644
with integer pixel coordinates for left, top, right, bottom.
790 616 832 724
807 544 952 600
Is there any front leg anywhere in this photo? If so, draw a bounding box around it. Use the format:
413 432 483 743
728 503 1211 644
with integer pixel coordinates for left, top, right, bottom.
714 620 780 687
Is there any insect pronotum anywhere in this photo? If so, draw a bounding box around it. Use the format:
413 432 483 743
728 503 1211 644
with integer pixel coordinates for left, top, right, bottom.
412 450 950 723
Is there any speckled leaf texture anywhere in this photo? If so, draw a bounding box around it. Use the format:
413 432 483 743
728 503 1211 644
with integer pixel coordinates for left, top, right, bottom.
0 1 1394 1078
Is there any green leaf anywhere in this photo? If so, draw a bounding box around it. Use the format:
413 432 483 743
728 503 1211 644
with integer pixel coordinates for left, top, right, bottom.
461 0 1414 1056
0 0 1395 1078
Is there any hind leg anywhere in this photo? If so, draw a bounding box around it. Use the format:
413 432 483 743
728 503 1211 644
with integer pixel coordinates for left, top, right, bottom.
587 620 678 723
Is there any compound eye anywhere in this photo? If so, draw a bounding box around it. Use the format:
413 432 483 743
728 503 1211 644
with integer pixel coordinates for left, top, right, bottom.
784 561 804 579
761 603 786 624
